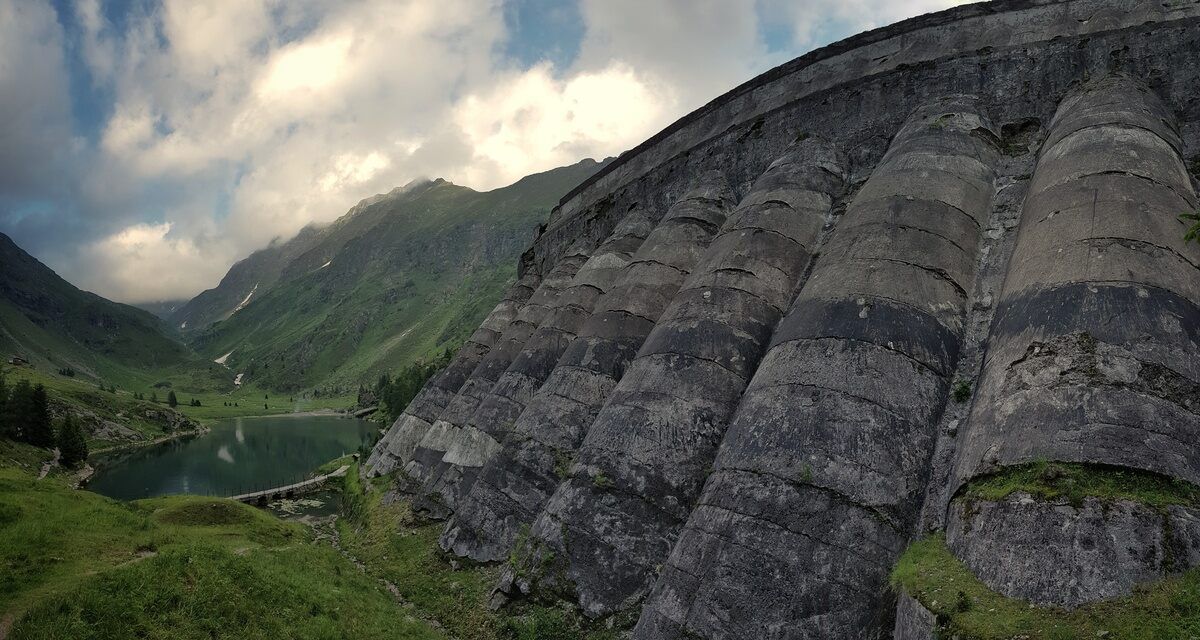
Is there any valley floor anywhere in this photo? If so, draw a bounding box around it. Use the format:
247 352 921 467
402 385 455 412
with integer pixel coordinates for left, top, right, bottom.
3 363 357 454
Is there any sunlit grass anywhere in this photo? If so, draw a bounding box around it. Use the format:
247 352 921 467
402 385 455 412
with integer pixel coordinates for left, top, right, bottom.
0 466 441 639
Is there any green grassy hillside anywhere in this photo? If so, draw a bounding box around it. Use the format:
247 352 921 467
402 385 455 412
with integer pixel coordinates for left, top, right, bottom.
184 160 607 392
0 233 238 406
0 234 345 451
0 464 442 639
0 233 200 386
0 451 626 639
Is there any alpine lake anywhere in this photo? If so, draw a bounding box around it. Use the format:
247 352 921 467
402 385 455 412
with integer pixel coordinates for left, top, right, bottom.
86 414 376 518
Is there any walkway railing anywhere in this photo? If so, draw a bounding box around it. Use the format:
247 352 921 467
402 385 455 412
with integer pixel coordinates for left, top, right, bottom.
225 465 350 503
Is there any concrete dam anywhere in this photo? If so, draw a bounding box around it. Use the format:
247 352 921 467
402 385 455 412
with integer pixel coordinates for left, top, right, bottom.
365 1 1200 637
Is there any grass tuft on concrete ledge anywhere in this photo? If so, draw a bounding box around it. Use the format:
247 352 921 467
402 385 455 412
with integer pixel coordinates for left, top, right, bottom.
959 461 1200 511
892 535 1200 639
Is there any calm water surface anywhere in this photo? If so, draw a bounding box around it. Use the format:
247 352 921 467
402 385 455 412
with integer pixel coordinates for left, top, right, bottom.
87 415 375 501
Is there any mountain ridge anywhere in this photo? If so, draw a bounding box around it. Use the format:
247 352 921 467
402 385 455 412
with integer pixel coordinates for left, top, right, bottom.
177 158 609 392
0 232 196 382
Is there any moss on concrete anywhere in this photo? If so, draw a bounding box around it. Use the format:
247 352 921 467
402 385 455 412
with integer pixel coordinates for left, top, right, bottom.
892 535 1200 639
959 461 1200 511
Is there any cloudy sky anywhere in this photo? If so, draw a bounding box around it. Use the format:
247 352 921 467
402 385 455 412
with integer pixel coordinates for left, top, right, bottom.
0 0 971 304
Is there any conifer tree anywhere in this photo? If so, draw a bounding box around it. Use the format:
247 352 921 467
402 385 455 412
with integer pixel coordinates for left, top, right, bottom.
5 380 33 441
26 384 54 449
167 390 178 407
0 371 8 438
58 415 88 468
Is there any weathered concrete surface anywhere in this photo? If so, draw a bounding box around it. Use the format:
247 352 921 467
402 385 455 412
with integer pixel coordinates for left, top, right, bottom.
364 273 542 478
523 139 849 618
948 75 1200 493
439 174 735 563
428 206 663 514
892 593 937 640
529 1 1200 278
402 239 595 507
941 74 1200 607
947 494 1200 608
913 118 1042 535
633 99 999 638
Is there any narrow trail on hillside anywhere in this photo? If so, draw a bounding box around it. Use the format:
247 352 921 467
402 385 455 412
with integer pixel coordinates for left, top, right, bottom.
37 449 59 479
315 515 455 639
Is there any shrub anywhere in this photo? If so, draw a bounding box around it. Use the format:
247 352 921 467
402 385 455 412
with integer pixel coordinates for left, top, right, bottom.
952 379 972 403
1182 211 1200 244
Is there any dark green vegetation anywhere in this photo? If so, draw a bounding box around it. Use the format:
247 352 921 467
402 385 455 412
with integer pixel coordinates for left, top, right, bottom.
336 466 623 640
178 160 607 392
892 535 1200 639
957 461 1200 511
0 376 52 449
372 349 454 424
952 378 972 403
1183 211 1200 244
0 366 202 451
56 416 87 468
0 374 85 469
0 465 444 639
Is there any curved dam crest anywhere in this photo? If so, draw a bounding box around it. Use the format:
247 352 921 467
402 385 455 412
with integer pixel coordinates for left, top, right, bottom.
366 1 1200 637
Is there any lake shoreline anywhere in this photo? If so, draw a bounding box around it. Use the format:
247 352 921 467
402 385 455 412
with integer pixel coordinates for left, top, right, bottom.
90 410 351 458
85 414 375 501
244 409 349 419
90 425 212 456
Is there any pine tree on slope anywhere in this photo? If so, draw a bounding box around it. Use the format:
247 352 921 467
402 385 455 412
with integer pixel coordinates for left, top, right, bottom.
25 384 54 449
58 415 88 469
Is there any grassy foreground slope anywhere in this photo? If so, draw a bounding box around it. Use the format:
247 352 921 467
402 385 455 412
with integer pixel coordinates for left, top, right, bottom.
183 160 608 393
0 429 629 640
0 463 441 640
337 466 624 640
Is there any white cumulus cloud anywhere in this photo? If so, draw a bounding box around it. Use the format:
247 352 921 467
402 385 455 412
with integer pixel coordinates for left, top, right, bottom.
1 0 978 303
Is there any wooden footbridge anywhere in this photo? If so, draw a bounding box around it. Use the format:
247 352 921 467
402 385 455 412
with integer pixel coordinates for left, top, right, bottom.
230 464 350 504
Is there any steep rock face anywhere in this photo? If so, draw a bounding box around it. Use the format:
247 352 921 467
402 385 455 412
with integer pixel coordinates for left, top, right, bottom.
440 174 734 563
361 2 1200 636
432 206 664 521
946 495 1200 608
